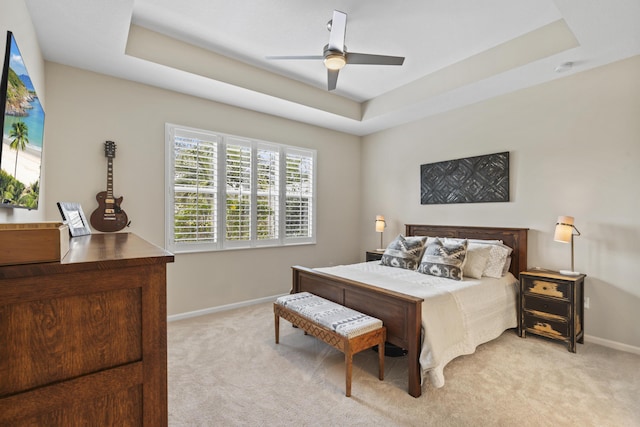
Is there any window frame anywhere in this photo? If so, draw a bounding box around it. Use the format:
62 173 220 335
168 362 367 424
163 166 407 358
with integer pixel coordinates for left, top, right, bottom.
165 123 316 253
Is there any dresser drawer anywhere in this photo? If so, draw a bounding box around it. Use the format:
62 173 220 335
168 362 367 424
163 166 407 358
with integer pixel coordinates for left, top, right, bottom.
523 313 568 338
523 294 569 318
522 277 570 299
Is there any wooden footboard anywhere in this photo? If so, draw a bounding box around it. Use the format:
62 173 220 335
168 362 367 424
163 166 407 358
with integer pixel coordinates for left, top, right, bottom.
292 266 424 397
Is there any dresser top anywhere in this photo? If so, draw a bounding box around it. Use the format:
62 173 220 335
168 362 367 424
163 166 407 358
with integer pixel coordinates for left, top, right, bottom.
0 233 173 280
62 233 173 264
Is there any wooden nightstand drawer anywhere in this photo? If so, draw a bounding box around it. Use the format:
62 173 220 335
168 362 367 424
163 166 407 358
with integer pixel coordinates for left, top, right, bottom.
523 313 569 338
522 277 570 300
518 270 585 353
366 250 384 262
523 294 569 318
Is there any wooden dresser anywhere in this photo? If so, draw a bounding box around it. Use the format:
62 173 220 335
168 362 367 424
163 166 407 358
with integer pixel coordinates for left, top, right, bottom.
0 233 174 426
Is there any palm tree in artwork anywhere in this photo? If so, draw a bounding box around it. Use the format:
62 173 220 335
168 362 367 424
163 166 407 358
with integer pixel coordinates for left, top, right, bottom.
9 121 29 178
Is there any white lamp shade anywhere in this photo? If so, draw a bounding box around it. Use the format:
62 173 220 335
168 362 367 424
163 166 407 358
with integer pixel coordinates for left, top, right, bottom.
554 216 574 243
375 215 386 232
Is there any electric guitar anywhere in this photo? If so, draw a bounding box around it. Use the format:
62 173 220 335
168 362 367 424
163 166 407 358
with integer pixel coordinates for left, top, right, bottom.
90 141 129 232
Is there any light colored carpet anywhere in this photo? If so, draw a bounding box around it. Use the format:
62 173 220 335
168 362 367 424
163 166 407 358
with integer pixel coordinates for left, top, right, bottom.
168 302 640 426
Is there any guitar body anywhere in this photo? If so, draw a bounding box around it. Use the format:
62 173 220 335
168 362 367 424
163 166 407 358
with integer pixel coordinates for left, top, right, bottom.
91 191 129 232
90 141 130 232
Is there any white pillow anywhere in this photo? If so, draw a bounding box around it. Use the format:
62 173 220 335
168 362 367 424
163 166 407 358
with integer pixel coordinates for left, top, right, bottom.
502 256 512 276
446 238 503 246
467 242 512 278
463 245 491 279
446 238 513 278
484 245 511 278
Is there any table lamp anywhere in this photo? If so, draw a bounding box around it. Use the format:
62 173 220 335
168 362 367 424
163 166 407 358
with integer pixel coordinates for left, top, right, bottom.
375 215 386 251
554 215 581 275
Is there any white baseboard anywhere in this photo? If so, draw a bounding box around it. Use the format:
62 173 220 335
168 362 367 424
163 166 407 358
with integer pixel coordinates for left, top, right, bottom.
167 293 287 322
169 301 640 356
585 334 640 355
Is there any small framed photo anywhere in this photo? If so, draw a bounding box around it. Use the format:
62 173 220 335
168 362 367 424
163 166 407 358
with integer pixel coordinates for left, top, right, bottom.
57 202 92 237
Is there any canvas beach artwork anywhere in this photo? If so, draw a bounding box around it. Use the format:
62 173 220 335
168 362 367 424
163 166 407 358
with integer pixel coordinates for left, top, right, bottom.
0 31 45 209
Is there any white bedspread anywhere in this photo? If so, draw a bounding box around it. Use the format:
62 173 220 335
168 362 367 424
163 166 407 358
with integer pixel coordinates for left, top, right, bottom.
314 262 518 388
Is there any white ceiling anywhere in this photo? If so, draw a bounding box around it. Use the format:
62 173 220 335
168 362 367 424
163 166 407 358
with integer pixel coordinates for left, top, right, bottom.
24 0 640 135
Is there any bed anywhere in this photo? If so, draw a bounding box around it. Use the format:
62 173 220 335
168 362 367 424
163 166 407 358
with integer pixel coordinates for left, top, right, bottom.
291 224 528 397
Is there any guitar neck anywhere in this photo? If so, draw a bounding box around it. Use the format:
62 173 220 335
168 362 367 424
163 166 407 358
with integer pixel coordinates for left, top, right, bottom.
105 157 114 201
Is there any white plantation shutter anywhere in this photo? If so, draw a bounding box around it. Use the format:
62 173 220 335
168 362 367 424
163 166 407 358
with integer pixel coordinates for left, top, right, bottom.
256 144 279 242
225 139 252 244
166 124 315 253
170 127 218 250
285 150 313 239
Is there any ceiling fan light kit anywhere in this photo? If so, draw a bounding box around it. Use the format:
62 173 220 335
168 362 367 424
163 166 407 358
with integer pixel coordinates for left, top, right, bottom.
324 53 346 70
267 10 405 91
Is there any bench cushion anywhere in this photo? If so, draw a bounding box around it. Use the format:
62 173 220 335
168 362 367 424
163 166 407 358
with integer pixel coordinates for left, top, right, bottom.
275 292 383 338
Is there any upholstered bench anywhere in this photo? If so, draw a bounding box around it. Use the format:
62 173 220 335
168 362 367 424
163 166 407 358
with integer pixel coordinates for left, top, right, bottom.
274 292 386 397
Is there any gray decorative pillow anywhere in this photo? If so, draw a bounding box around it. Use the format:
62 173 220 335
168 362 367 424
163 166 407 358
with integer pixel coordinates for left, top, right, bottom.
380 234 428 270
417 238 468 281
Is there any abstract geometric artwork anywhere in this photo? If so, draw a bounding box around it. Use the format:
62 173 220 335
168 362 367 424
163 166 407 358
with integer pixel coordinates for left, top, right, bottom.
420 152 509 204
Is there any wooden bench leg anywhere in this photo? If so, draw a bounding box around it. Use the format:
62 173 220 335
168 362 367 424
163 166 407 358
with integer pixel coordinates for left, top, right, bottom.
275 301 385 397
378 335 385 381
345 344 353 397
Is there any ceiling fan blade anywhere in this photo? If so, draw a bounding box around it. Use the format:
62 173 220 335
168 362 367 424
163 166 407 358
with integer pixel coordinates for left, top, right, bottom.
346 52 405 66
327 69 339 91
265 55 324 60
328 10 347 52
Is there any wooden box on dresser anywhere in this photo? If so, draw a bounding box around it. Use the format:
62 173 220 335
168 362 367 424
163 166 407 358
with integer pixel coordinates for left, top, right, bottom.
518 269 586 353
0 233 174 426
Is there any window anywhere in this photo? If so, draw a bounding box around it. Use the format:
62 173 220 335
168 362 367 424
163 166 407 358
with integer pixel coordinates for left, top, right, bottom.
166 124 316 253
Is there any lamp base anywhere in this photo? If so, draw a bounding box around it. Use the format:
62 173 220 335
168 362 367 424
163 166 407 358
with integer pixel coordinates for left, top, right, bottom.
559 269 580 276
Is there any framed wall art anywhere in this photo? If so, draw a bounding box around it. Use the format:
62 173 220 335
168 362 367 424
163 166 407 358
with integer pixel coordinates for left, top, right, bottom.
0 31 45 210
420 151 509 205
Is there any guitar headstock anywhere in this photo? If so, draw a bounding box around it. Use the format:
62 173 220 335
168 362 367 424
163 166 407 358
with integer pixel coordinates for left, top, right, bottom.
104 140 117 158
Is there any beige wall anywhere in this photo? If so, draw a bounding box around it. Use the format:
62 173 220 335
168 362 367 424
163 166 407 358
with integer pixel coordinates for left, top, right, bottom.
361 55 640 350
43 63 361 315
0 0 46 223
6 0 638 351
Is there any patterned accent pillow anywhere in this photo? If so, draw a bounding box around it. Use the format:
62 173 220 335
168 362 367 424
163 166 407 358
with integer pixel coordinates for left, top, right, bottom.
380 234 428 270
417 238 468 281
482 243 512 278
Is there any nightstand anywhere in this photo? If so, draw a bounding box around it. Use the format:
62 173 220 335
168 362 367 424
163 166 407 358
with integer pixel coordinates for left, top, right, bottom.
518 269 586 353
366 250 384 262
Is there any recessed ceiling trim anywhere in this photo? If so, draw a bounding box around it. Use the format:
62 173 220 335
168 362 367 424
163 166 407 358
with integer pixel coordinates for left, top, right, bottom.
363 19 579 120
24 0 640 136
125 24 362 121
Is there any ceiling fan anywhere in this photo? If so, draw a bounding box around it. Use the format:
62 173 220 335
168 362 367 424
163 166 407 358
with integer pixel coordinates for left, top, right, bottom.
266 10 405 91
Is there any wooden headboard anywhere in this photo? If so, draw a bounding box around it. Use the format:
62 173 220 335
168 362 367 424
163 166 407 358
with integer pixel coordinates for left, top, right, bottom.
405 224 529 278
